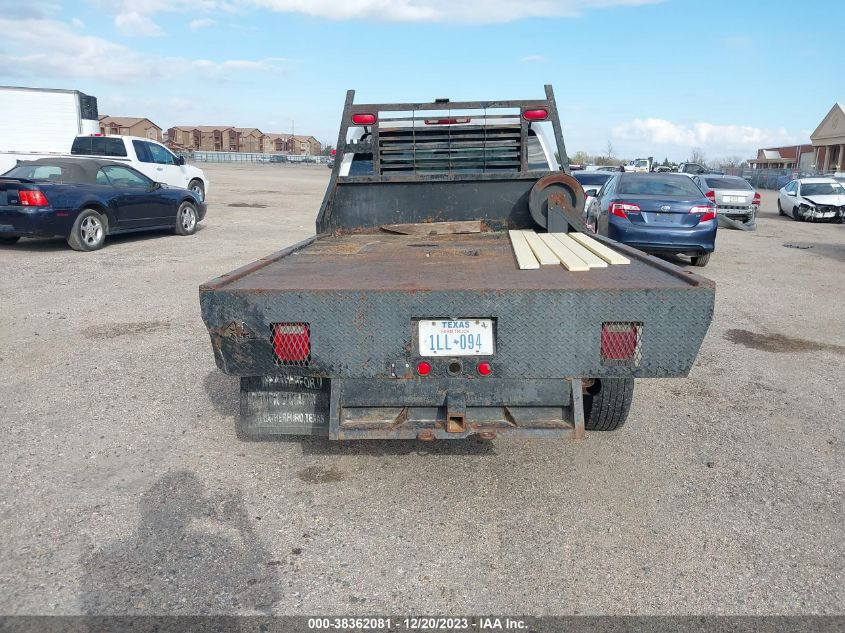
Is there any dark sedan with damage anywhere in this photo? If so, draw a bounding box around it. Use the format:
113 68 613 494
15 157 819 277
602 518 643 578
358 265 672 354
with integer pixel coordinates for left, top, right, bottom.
0 158 206 251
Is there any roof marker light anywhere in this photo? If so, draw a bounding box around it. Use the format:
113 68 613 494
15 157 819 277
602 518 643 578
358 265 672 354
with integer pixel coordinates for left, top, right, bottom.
351 113 375 125
522 108 548 121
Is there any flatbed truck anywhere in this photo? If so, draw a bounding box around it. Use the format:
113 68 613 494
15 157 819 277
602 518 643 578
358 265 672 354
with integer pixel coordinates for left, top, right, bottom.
200 86 714 441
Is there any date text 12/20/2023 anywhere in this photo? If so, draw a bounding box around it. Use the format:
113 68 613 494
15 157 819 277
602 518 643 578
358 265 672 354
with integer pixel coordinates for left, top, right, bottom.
307 616 528 630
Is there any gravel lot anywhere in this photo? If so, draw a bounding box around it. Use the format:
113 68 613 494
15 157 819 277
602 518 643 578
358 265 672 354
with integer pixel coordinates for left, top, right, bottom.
1 163 842 615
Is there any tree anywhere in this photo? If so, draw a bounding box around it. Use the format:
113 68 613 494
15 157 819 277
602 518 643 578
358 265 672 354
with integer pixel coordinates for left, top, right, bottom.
662 157 670 166
571 150 590 165
689 147 707 166
606 140 615 161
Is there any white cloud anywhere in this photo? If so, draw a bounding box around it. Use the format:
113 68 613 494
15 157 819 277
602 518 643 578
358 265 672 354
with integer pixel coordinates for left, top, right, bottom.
0 17 287 83
612 117 799 156
115 11 164 36
89 0 662 24
520 54 546 63
189 17 217 30
249 0 663 22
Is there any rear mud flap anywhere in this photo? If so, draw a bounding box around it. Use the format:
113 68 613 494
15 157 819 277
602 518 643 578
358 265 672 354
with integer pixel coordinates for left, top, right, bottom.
239 376 585 440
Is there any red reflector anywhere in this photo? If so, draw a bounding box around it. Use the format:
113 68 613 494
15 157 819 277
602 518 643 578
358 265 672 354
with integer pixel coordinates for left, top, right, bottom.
351 113 375 125
522 108 548 121
601 322 642 363
752 192 761 206
417 361 431 376
705 190 716 203
477 361 492 376
18 190 48 206
272 323 310 364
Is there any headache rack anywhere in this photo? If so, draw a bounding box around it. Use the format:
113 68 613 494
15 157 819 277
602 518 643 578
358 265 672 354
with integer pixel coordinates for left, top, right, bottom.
332 85 568 179
317 85 572 234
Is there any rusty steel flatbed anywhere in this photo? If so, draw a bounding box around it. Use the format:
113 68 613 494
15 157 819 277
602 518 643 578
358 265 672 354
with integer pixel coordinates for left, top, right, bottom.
205 231 710 294
199 85 715 440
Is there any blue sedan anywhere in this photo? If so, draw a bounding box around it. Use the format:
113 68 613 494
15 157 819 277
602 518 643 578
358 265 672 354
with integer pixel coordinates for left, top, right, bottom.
0 158 206 251
586 173 717 267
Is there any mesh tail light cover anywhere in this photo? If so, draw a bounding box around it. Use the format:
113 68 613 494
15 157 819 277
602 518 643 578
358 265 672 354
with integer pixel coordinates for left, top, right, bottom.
272 323 311 365
601 322 643 366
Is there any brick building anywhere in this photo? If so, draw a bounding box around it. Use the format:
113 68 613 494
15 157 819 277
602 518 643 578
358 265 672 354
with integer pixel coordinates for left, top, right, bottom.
99 116 162 141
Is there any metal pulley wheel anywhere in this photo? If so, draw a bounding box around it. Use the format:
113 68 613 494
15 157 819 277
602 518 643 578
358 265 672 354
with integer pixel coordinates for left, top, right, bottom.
528 173 587 229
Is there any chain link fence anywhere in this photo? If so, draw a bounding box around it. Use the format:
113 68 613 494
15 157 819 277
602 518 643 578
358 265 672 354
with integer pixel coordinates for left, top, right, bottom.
721 167 845 189
174 150 329 165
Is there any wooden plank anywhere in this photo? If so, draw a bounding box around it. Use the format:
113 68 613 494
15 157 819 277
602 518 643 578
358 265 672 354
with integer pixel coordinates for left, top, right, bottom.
569 232 631 265
520 230 560 266
537 233 590 271
549 233 608 268
380 220 482 235
508 230 540 269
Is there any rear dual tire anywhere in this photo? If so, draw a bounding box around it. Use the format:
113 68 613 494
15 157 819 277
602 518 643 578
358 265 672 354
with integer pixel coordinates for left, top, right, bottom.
583 377 634 431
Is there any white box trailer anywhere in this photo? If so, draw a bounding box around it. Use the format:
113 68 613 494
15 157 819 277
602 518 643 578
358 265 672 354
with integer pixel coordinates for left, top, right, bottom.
0 86 100 173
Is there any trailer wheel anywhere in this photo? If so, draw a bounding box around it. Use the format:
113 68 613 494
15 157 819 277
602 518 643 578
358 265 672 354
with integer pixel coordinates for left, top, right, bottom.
583 377 634 431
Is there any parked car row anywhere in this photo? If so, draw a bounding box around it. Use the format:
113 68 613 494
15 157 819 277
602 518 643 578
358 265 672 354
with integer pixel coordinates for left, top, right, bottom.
0 157 206 251
0 132 212 252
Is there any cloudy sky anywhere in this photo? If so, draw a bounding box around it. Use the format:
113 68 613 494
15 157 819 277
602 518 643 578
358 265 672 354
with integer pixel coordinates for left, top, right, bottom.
1 0 842 161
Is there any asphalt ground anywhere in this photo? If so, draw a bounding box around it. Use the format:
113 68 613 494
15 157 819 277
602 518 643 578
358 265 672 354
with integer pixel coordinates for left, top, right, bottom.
0 163 842 615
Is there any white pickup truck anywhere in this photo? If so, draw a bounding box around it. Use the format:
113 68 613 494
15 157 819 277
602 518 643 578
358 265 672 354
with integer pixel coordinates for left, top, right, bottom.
70 135 209 201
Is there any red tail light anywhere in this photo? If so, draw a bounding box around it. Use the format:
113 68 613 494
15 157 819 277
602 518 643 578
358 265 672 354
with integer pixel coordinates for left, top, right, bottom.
351 113 375 125
601 322 642 363
690 205 717 222
522 108 548 121
18 190 48 206
416 360 431 376
271 323 310 364
752 192 761 206
609 202 640 219
477 361 492 376
705 190 716 203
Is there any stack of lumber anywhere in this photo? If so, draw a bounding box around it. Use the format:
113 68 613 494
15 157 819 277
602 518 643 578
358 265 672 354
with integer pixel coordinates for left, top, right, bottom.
508 229 630 271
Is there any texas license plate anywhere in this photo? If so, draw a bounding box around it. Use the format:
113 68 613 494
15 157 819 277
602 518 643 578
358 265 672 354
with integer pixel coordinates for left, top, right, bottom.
418 319 495 357
723 195 743 203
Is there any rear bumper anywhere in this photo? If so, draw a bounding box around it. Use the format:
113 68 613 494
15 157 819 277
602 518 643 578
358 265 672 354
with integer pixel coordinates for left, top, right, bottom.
608 219 716 255
239 375 586 440
0 208 72 237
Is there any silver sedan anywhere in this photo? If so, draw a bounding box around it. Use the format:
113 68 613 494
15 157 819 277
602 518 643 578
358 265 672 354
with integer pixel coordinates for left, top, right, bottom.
692 174 760 223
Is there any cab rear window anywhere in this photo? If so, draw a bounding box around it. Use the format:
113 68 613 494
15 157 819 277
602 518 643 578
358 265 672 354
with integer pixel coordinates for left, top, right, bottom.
71 137 128 157
704 177 752 190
